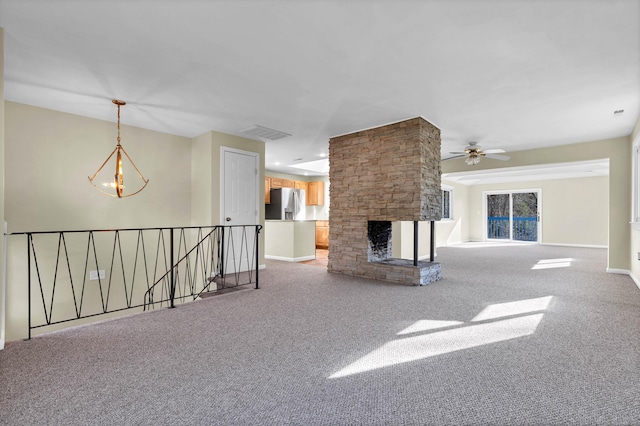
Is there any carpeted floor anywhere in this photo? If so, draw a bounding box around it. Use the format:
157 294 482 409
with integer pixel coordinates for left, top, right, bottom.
1 243 639 425
299 249 328 267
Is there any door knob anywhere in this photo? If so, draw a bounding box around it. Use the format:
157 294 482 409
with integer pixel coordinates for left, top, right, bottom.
226 217 231 222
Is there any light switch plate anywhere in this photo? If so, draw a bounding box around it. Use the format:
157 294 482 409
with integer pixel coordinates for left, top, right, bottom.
90 270 105 280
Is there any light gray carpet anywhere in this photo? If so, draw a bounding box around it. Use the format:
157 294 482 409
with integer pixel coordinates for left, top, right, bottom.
1 244 639 425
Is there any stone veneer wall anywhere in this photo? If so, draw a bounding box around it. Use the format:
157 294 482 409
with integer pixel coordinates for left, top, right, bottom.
328 117 441 283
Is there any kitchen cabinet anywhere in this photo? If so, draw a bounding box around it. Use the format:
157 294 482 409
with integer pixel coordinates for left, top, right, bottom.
295 181 308 191
270 177 294 189
307 181 324 206
316 220 329 249
265 177 271 204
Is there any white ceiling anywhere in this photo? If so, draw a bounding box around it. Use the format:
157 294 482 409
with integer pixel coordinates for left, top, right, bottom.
1 0 638 176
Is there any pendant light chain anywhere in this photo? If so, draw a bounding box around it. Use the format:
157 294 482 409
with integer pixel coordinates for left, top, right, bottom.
116 102 121 145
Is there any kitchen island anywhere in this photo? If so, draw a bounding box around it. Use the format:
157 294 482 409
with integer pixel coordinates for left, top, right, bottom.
265 220 316 262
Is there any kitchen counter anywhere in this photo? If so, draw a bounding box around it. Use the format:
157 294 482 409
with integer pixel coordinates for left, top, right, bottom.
265 220 316 262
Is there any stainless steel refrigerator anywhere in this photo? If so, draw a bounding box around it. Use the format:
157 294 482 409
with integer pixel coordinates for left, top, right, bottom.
266 188 306 220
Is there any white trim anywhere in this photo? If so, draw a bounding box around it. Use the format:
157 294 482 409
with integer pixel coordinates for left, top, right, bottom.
607 268 630 275
265 255 316 262
632 132 640 223
629 272 640 291
541 243 608 249
0 221 6 350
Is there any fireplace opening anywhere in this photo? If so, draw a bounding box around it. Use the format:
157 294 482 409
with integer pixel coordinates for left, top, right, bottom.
367 221 392 262
366 220 442 285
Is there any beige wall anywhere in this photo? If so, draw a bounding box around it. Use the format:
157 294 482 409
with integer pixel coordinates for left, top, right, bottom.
629 118 640 284
191 132 214 226
464 176 608 246
5 102 192 232
442 136 631 270
264 220 316 261
437 181 469 246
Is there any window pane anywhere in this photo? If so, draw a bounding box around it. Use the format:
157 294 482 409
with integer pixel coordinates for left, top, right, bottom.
512 192 538 242
442 190 450 219
487 194 509 239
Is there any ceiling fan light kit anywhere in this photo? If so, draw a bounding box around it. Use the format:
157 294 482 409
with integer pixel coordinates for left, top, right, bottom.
465 155 482 165
88 100 149 198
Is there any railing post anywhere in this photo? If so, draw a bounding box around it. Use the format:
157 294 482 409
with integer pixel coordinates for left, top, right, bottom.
27 234 31 340
220 226 225 278
255 225 260 289
430 221 435 262
169 228 176 308
413 221 418 267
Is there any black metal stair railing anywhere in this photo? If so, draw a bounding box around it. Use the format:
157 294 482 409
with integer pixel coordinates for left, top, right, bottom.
143 225 262 310
11 224 262 339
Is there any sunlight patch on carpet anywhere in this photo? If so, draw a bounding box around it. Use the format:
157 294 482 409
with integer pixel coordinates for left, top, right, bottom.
532 258 573 270
397 320 464 335
329 296 553 379
472 296 553 322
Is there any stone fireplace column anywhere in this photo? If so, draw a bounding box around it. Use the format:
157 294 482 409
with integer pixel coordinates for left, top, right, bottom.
328 117 442 285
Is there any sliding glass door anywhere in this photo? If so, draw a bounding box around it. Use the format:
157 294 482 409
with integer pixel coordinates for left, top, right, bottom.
485 190 540 242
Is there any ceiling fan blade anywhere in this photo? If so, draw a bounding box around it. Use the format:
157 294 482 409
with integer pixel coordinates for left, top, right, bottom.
486 154 510 161
449 151 467 155
483 148 505 154
443 154 467 160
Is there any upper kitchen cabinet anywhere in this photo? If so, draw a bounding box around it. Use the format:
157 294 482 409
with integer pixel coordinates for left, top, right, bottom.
270 177 294 189
295 181 308 191
307 181 324 206
265 177 271 204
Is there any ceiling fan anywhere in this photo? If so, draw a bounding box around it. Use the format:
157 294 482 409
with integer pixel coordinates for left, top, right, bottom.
446 142 510 165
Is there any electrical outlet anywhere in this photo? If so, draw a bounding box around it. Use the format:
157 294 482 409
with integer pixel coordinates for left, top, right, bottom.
89 270 106 280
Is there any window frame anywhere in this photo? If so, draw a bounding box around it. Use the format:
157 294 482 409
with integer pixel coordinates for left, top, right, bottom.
441 185 454 221
632 132 640 228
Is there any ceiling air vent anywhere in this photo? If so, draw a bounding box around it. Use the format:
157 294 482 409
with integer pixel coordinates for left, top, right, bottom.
239 125 291 141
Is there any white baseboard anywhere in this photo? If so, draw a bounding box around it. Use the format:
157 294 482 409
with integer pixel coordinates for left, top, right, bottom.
606 268 630 275
265 255 316 262
631 273 640 291
542 243 608 249
606 268 640 291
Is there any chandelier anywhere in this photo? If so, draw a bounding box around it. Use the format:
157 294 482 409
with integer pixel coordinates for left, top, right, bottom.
88 100 149 198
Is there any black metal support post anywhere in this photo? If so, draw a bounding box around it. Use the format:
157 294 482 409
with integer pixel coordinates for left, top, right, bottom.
220 227 225 278
169 228 176 308
27 234 32 340
413 221 418 267
430 221 435 262
255 226 260 289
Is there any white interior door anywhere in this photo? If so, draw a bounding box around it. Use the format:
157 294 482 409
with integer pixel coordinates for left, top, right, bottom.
221 147 259 273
